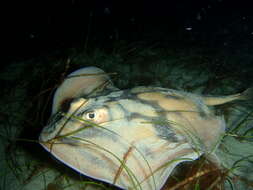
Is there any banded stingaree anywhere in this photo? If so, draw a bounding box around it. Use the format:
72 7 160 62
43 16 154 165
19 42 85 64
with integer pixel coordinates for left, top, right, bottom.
39 66 252 190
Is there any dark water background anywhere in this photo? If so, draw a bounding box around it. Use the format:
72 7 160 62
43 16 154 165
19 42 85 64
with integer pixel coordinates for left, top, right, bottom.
1 0 253 189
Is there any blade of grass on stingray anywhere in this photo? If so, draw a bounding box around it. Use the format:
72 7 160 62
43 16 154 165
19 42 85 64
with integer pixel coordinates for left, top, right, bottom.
113 146 133 185
69 136 143 190
51 113 157 190
86 77 118 98
129 149 156 190
157 110 203 114
225 133 253 140
48 98 91 151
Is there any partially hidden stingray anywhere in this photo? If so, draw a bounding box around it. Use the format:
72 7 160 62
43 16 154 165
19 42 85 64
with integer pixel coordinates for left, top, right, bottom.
39 66 252 190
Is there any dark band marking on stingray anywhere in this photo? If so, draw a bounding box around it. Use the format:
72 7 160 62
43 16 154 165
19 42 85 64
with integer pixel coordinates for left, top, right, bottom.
128 112 179 142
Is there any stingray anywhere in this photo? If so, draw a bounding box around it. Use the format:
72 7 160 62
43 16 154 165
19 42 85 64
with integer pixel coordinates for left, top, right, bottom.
39 66 252 190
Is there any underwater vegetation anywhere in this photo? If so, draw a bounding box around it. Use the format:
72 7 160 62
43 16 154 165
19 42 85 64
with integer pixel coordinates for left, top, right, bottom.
0 46 253 190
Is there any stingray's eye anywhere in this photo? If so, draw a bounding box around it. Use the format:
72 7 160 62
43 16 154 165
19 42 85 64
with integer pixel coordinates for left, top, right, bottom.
83 108 108 124
85 111 96 120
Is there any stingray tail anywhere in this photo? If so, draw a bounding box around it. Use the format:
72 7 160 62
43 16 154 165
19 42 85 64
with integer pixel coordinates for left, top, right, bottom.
203 87 253 106
239 87 253 101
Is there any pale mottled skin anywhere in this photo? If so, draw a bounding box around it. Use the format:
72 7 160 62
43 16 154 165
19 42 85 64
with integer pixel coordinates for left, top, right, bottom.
40 67 251 190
